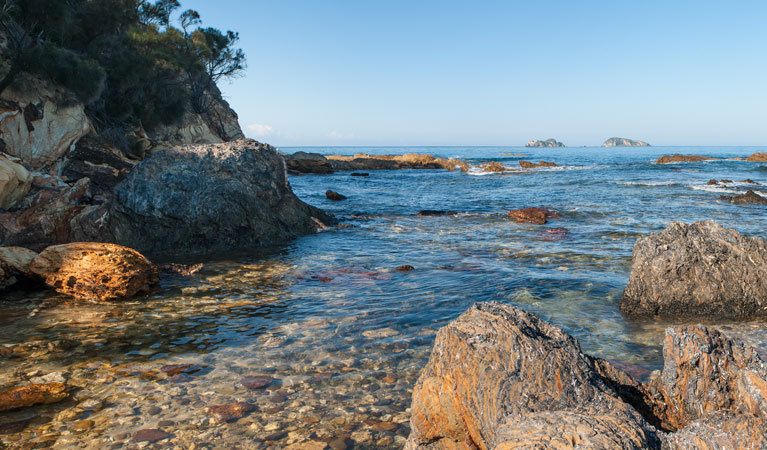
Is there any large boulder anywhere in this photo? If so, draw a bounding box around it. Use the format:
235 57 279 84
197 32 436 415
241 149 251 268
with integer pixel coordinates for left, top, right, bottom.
0 76 90 170
29 242 159 301
0 154 31 209
405 302 767 450
105 139 332 256
720 190 767 205
620 221 767 318
0 246 38 278
284 152 335 174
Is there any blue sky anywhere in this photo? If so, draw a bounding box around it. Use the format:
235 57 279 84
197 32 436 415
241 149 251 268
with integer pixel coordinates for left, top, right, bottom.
182 1 767 146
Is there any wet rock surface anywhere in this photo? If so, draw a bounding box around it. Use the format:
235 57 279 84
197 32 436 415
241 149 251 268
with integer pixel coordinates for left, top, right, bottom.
29 242 159 301
0 382 68 412
477 161 506 172
656 154 718 164
326 190 347 201
508 207 560 224
720 189 767 204
621 221 767 318
405 302 767 450
285 152 469 174
519 160 558 169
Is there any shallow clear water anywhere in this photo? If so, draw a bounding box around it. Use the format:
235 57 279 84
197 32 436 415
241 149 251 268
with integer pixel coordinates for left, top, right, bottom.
2 146 767 449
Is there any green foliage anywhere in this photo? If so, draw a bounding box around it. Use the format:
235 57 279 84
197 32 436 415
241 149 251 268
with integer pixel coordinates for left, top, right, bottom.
0 0 246 130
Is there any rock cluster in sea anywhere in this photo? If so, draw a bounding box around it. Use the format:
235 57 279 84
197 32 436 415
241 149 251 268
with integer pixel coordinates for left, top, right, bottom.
405 302 767 449
621 220 767 318
284 152 469 174
602 137 650 147
525 138 564 148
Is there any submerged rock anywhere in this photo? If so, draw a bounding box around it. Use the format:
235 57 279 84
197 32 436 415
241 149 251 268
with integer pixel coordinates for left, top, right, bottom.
208 402 254 422
508 207 560 224
29 242 159 301
621 221 767 318
106 139 332 256
132 429 172 443
417 210 457 217
0 382 68 412
656 154 718 164
526 138 564 148
720 190 767 205
405 302 767 450
603 137 650 147
326 190 347 201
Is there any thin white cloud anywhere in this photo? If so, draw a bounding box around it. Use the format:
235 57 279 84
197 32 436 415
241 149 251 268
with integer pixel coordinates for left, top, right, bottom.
246 124 279 138
327 130 354 140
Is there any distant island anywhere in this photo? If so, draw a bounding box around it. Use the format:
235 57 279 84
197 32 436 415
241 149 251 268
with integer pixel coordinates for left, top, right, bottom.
602 137 650 147
525 138 565 148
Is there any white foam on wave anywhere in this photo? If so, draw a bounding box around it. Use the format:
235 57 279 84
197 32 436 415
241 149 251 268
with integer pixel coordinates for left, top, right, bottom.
618 180 679 186
690 184 740 194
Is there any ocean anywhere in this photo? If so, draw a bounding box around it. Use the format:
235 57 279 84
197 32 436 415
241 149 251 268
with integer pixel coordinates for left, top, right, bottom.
3 146 767 448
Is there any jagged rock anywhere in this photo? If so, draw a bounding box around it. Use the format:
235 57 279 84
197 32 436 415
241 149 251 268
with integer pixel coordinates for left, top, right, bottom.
0 76 90 170
720 190 767 205
508 207 560 224
656 154 718 164
621 221 767 318
0 155 31 209
526 138 564 148
284 152 335 174
325 190 346 201
603 137 650 147
145 85 244 146
0 382 68 412
746 152 767 162
0 178 94 250
519 160 558 169
405 302 767 450
60 136 136 195
706 179 719 185
106 139 332 256
741 179 758 184
29 242 159 301
405 303 662 450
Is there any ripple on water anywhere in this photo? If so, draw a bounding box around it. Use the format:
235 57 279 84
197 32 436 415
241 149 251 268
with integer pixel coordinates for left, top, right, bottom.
3 146 767 448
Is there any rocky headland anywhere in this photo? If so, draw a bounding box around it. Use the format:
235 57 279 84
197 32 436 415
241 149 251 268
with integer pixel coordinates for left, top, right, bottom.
284 152 469 174
525 138 564 148
603 137 650 147
405 302 767 450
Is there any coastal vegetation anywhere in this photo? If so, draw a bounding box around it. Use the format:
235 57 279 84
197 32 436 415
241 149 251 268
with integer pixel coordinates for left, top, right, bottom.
0 0 245 133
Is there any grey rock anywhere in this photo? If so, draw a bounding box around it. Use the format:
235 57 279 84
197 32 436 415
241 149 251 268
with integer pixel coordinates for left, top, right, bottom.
603 137 650 147
720 190 767 205
103 139 333 257
525 138 565 148
620 220 767 318
284 152 334 174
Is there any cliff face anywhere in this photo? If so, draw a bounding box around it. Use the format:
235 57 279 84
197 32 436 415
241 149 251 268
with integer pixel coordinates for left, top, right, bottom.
0 64 328 257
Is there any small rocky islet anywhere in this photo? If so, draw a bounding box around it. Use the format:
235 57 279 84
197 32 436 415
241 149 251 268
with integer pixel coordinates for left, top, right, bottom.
3 11 767 450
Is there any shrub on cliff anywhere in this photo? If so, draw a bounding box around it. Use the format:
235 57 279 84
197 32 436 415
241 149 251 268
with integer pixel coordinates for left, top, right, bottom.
0 0 245 131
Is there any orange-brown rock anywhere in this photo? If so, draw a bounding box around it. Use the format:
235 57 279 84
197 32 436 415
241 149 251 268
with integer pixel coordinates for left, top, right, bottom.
746 152 767 162
478 162 506 172
656 154 719 164
325 153 469 172
519 160 558 169
508 207 560 224
29 242 159 301
405 302 767 450
0 382 68 412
